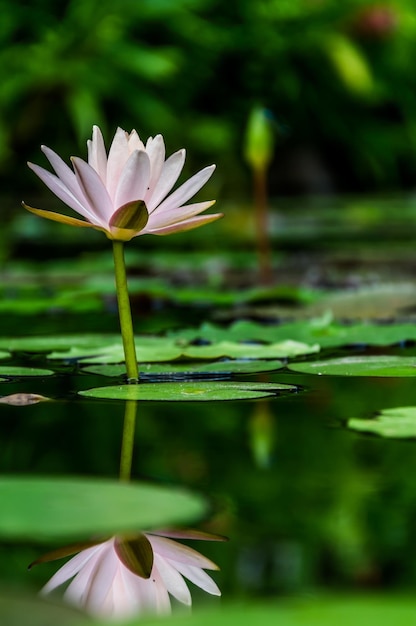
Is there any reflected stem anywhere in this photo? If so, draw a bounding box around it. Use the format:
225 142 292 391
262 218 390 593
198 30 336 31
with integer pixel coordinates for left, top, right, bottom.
112 240 139 383
119 400 138 481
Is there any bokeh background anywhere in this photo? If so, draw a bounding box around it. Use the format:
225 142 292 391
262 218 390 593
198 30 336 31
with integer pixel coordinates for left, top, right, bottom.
1 0 415 201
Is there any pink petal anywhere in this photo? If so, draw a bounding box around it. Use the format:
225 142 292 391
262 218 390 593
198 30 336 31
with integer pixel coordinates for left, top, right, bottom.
40 544 103 595
87 125 108 184
145 135 166 195
127 129 145 152
41 147 85 205
106 128 130 201
171 562 221 596
152 164 215 215
148 536 219 570
63 543 110 606
71 157 114 224
83 542 120 613
142 213 223 236
114 150 151 209
153 553 191 606
145 149 186 211
147 200 216 230
28 163 98 224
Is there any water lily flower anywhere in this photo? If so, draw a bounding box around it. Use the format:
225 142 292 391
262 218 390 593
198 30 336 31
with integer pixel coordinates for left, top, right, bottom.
24 126 222 242
34 530 222 619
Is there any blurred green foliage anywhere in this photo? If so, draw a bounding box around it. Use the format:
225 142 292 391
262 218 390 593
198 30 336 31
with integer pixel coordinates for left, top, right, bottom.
1 0 416 198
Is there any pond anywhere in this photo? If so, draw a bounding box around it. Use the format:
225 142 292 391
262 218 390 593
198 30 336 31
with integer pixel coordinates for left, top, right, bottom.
2 195 416 625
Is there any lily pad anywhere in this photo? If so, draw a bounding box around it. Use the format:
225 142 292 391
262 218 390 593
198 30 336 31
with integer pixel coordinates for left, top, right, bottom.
48 341 182 364
82 359 285 378
79 381 296 402
0 351 10 360
0 591 86 626
288 356 416 377
182 340 319 360
170 319 416 349
0 476 206 542
348 407 416 438
0 366 54 377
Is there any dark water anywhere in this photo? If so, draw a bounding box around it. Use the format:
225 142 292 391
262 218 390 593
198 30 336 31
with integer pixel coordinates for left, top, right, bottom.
2 356 416 600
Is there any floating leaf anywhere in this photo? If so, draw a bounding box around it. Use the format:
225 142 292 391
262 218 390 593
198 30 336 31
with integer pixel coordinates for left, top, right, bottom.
79 381 296 402
0 351 10 360
0 476 206 541
0 366 54 377
82 359 285 378
182 340 319 360
0 393 50 405
288 356 416 377
48 342 182 364
99 596 416 626
348 407 416 438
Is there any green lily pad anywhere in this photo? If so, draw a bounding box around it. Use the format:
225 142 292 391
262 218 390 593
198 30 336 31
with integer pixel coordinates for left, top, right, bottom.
48 341 182 364
0 476 206 542
0 366 54 377
82 359 285 378
0 591 86 626
182 340 319 360
170 319 416 349
288 356 416 377
0 351 10 360
79 381 296 402
124 597 416 626
0 334 122 353
348 407 416 438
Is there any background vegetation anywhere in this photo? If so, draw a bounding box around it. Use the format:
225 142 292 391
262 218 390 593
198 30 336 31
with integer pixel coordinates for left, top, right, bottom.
1 0 416 201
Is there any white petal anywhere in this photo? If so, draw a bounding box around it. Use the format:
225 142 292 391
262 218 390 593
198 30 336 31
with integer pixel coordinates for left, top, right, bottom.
147 200 216 229
41 147 84 203
171 561 221 596
106 128 130 201
148 536 219 570
63 543 110 607
146 149 186 212
114 150 151 208
41 544 103 595
145 135 165 196
83 541 120 614
128 129 145 152
153 164 215 215
87 125 108 184
28 163 99 224
142 213 222 236
71 157 114 224
153 553 192 606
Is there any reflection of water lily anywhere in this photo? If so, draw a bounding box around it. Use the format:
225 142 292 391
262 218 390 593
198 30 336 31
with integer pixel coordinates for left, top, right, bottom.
37 530 221 619
24 126 221 241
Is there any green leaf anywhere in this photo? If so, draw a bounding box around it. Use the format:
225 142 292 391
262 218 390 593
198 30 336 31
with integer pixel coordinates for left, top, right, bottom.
348 407 416 438
96 596 416 626
181 340 319 360
288 356 416 377
0 591 86 626
0 366 54 377
82 359 285 378
0 476 206 542
79 381 296 402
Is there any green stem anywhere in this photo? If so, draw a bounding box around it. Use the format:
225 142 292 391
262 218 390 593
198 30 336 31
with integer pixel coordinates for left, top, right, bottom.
112 240 139 383
254 167 272 286
119 400 138 481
